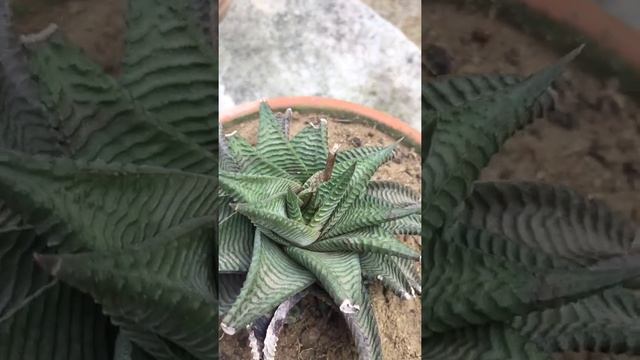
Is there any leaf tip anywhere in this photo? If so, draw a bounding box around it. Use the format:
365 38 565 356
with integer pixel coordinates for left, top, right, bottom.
339 299 360 314
221 322 237 335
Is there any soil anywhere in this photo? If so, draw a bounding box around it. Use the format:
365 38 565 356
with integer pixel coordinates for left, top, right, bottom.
424 2 640 360
10 0 125 75
221 111 422 360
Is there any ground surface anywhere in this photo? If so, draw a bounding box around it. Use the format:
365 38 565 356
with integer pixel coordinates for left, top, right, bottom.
221 111 422 360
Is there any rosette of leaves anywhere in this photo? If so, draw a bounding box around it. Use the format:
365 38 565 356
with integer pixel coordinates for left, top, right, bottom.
0 1 219 360
422 45 640 359
218 103 422 359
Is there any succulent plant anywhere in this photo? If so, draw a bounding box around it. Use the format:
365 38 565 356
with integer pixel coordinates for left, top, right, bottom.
422 46 640 359
0 1 219 359
218 104 421 359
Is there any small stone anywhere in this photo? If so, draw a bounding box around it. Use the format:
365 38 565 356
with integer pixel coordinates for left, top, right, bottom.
425 44 453 76
350 137 362 147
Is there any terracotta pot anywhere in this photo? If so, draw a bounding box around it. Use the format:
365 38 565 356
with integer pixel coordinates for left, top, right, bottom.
519 0 640 73
219 0 231 22
220 96 421 151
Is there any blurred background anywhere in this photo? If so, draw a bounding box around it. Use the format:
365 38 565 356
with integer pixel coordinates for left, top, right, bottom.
424 0 640 228
218 0 422 130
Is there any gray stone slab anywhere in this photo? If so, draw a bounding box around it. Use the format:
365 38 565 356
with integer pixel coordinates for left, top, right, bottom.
219 0 421 130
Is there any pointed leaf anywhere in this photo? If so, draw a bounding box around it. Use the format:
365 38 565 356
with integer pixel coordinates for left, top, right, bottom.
226 134 295 180
290 118 327 175
285 248 363 314
256 102 307 179
324 145 396 232
422 47 582 239
423 73 555 115
284 189 303 222
306 227 419 260
219 171 301 204
309 162 356 230
324 198 419 237
221 231 315 334
234 203 319 247
360 253 420 299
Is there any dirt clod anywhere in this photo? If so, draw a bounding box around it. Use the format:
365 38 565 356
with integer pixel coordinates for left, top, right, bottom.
425 44 453 75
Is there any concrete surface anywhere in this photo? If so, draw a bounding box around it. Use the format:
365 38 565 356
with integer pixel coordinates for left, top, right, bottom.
219 0 421 130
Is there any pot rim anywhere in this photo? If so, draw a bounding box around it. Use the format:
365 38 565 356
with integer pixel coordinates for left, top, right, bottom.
219 96 421 149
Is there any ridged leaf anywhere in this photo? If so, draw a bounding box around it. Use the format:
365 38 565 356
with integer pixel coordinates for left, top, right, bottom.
219 171 301 204
325 199 419 237
121 0 217 150
218 273 245 315
290 118 327 175
256 102 307 180
308 162 356 230
378 214 421 235
323 145 396 232
425 222 640 333
366 181 420 207
0 151 216 252
285 248 363 314
28 36 215 174
512 287 640 355
460 181 639 264
360 253 420 299
219 198 253 273
35 220 217 360
226 133 296 180
305 227 419 260
0 282 113 360
221 231 315 334
422 46 582 239
0 226 53 319
234 203 320 247
423 73 555 115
